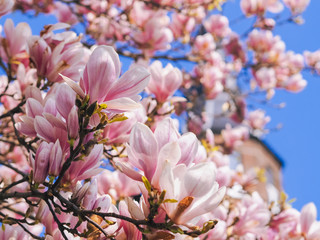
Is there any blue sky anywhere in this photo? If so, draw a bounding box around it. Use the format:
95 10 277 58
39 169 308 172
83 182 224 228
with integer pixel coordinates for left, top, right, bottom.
2 0 320 212
219 0 320 211
255 1 320 211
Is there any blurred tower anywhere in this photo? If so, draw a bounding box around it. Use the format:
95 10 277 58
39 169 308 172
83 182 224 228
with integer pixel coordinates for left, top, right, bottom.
206 91 283 202
236 136 283 202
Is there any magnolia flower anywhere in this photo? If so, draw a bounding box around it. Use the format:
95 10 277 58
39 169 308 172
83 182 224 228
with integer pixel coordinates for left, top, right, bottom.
254 67 277 90
118 118 199 187
64 144 103 184
0 19 31 66
118 199 143 239
0 0 14 17
29 139 64 183
193 33 216 56
231 192 271 236
247 109 270 130
170 12 196 39
147 61 182 103
284 73 307 92
204 14 231 38
283 0 310 14
159 161 226 225
298 202 320 239
304 50 320 72
28 23 85 82
222 124 249 149
62 45 150 113
240 0 283 16
102 108 147 144
97 170 141 200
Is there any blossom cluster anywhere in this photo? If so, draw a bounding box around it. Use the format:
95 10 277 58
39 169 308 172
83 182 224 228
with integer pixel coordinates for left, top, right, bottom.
0 0 319 239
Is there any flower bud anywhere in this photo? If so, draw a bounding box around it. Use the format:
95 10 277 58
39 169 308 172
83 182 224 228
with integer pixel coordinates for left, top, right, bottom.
67 106 79 139
33 142 52 183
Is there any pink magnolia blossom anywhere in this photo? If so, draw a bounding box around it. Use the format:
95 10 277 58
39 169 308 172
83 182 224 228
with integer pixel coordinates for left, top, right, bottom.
298 202 320 239
67 106 79 139
28 23 85 82
102 108 147 144
0 77 22 109
269 208 300 238
159 161 226 225
119 118 199 186
48 139 63 176
16 64 37 94
222 124 249 150
283 73 307 92
129 1 154 27
16 84 75 151
255 18 276 30
304 50 320 74
64 144 103 184
87 7 131 44
0 0 14 17
54 2 78 25
132 16 173 56
254 67 277 90
279 51 304 75
200 65 224 99
283 0 310 14
204 14 231 39
29 139 63 183
0 165 29 193
247 30 285 60
63 45 150 113
170 12 196 40
240 0 283 16
247 109 271 130
55 83 76 120
193 33 216 57
118 199 143 239
224 34 247 63
147 61 182 103
36 199 72 236
29 141 51 183
130 3 173 54
231 192 271 237
0 19 31 67
97 170 141 200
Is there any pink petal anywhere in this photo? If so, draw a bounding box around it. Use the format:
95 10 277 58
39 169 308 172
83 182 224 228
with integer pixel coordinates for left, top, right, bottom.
25 86 43 104
105 66 150 100
26 98 43 118
129 123 158 180
183 162 216 198
43 113 67 131
48 139 63 176
55 83 76 119
43 97 57 116
301 202 317 234
125 197 145 220
15 116 36 137
104 97 142 112
154 118 180 150
152 142 181 186
115 161 144 182
81 46 120 102
178 133 198 166
34 116 55 142
308 221 320 239
60 74 85 98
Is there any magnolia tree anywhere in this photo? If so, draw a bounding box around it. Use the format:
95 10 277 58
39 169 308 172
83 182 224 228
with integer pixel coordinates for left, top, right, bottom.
1 0 320 239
